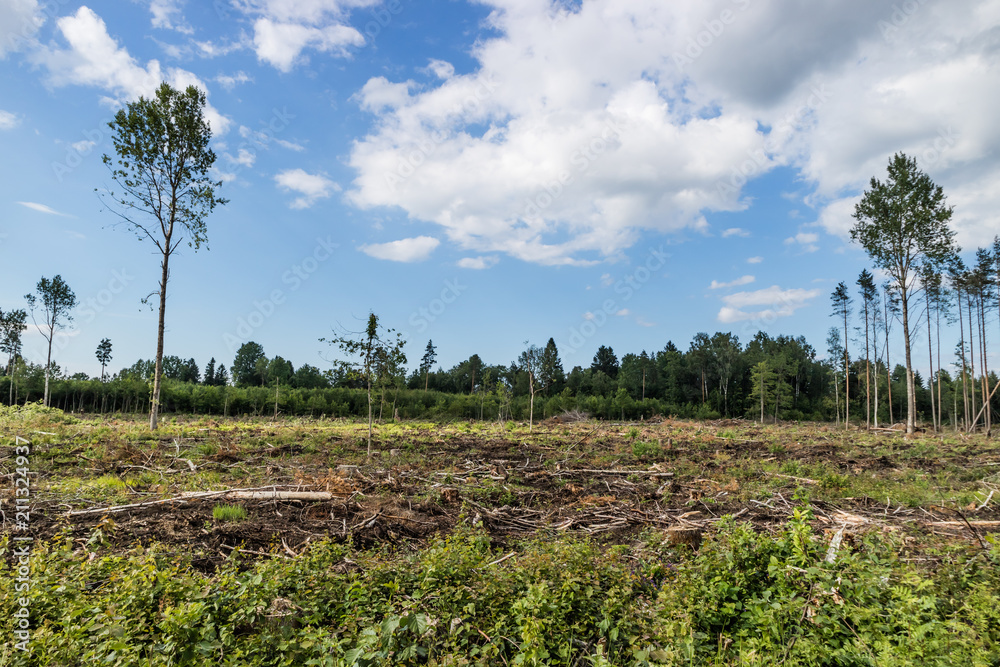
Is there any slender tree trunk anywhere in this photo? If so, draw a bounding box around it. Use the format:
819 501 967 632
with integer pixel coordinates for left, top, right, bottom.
872 358 879 428
884 293 894 426
833 365 840 426
954 383 959 432
936 304 943 432
367 375 373 456
150 248 171 430
843 305 849 428
978 295 991 436
926 287 936 432
967 292 978 431
864 300 871 429
424 370 429 391
43 332 53 408
528 373 535 432
761 366 767 424
901 288 916 434
958 285 970 429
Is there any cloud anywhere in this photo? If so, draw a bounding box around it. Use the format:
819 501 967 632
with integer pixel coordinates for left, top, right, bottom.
252 18 364 71
716 285 821 323
150 0 193 33
615 308 631 317
360 236 440 262
275 138 306 151
0 0 42 58
344 0 1000 264
747 256 763 264
31 7 230 134
17 201 70 216
227 148 256 167
784 230 819 252
274 168 339 208
0 110 19 129
424 59 455 79
216 71 253 90
347 1 771 266
231 1 376 71
709 275 755 290
457 255 499 269
721 227 750 238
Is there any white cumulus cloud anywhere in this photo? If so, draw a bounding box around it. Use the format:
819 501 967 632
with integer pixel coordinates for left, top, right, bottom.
0 0 43 58
345 0 1000 265
716 286 821 323
360 236 440 262
457 255 499 269
709 275 755 290
0 110 19 129
31 7 230 134
274 168 339 208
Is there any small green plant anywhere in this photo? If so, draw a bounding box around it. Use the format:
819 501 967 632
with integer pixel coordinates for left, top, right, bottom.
626 426 640 441
91 475 127 492
632 440 660 459
212 504 248 522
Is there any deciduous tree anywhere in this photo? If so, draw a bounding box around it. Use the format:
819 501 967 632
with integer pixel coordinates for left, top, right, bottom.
852 153 958 433
101 82 227 430
25 275 77 407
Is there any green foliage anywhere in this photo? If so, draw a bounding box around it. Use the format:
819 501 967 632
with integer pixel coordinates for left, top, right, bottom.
212 504 248 522
2 518 997 666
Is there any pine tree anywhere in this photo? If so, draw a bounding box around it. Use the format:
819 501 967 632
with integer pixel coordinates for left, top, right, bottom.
420 340 437 391
830 282 852 428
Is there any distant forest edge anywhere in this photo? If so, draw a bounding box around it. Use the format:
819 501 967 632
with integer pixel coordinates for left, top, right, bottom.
1 332 996 426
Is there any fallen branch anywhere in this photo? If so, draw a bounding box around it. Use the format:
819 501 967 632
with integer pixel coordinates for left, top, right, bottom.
482 551 517 568
66 486 327 517
923 520 1000 528
976 489 995 511
184 491 338 501
769 473 819 485
553 469 674 477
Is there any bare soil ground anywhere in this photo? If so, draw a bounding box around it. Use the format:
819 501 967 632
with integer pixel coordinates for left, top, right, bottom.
4 414 1000 567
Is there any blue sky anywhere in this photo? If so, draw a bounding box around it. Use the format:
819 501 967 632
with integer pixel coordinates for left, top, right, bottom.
1 0 998 379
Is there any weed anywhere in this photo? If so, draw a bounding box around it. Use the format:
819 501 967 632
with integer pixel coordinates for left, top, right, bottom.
212 504 248 522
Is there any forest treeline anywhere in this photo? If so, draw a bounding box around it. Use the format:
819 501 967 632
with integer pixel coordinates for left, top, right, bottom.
0 330 996 426
1 151 998 430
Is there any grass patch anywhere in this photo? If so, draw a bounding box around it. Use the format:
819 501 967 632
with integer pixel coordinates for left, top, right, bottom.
212 504 248 522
